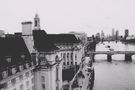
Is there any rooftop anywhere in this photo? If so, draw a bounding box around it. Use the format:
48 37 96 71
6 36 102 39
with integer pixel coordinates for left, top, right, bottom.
0 36 31 71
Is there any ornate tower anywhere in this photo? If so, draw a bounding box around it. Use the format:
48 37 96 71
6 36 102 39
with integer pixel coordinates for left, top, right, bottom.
34 14 40 30
34 52 63 90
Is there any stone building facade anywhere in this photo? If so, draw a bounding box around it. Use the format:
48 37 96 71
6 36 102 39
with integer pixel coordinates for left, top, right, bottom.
0 14 85 90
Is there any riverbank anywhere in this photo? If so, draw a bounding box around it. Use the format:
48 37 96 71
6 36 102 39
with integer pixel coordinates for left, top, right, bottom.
71 57 95 90
93 41 135 90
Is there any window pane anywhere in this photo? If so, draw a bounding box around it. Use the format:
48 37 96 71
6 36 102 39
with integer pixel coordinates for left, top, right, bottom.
41 76 45 82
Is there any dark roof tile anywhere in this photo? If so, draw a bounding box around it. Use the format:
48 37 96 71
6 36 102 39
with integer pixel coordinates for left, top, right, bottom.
47 34 80 44
33 30 59 52
0 37 31 69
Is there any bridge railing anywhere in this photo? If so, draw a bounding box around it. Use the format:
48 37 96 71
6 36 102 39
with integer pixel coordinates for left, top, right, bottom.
87 51 135 54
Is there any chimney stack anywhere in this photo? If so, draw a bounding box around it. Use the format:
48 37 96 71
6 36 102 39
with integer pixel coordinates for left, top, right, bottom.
22 21 32 35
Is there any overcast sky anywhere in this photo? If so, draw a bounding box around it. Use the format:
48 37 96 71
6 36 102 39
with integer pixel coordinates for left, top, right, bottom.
0 0 135 36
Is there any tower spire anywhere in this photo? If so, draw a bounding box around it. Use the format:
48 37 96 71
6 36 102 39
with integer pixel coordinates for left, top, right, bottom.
34 13 40 30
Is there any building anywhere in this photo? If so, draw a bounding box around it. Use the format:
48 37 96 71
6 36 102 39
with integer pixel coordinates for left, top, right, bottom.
0 36 35 90
69 32 87 45
0 14 84 90
101 30 105 40
115 30 119 40
112 28 115 40
46 34 83 67
124 29 129 39
68 32 87 58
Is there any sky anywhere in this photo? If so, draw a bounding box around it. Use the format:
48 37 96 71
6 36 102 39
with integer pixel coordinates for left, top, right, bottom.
0 0 135 36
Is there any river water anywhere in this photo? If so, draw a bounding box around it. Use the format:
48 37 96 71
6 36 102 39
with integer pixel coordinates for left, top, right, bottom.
93 41 135 90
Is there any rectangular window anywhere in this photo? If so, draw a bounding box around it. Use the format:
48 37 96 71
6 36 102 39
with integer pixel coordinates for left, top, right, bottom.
32 85 34 90
26 81 29 87
56 68 58 81
61 53 62 57
41 76 45 82
31 77 34 84
63 62 65 65
42 84 45 89
67 53 69 60
67 62 69 65
63 53 66 61
71 53 73 61
75 54 77 60
20 84 23 90
71 62 73 65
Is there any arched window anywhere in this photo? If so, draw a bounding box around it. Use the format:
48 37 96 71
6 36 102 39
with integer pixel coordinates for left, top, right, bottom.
75 54 77 60
35 20 37 26
67 53 69 61
55 55 59 62
63 53 66 61
71 53 73 61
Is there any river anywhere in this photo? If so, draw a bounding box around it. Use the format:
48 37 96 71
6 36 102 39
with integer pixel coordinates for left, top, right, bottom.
93 41 135 90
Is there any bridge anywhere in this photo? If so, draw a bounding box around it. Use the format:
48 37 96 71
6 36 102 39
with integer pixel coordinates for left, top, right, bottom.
87 51 135 62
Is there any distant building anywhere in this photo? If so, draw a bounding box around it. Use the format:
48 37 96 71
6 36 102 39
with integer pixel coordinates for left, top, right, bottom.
112 28 115 40
69 31 87 46
96 33 100 38
0 36 35 90
124 29 129 39
101 30 105 39
46 33 83 67
95 33 100 41
115 30 119 40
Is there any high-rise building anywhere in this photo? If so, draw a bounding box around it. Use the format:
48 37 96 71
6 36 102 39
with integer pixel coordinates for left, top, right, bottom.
101 30 105 39
115 30 119 40
124 29 129 39
112 28 115 40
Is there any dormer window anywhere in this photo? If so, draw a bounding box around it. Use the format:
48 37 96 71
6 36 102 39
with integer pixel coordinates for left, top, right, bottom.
2 71 8 78
6 56 11 63
11 67 17 75
21 54 25 60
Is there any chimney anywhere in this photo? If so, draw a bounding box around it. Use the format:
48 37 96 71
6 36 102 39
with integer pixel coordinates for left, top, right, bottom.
0 30 5 37
22 21 32 35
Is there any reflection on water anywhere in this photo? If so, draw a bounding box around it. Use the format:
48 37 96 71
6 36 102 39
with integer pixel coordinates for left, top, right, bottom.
93 41 135 90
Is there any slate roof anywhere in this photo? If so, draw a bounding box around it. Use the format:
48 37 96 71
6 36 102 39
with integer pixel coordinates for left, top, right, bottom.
33 30 59 52
0 36 31 70
47 34 80 44
32 30 80 52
